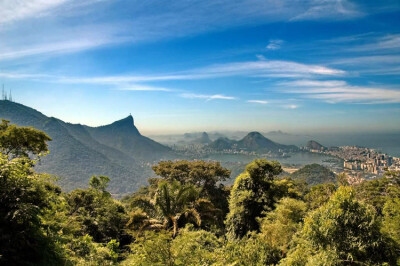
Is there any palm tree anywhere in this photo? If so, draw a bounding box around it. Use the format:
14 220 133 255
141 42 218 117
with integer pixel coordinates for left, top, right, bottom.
127 180 216 236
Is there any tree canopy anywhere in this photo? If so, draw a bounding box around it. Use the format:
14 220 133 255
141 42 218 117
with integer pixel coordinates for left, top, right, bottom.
0 119 51 158
1 121 400 265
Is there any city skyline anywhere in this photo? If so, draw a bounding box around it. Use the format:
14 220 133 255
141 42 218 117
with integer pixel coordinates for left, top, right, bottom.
0 0 399 134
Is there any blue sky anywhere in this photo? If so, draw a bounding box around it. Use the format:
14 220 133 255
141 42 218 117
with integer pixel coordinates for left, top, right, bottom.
0 0 399 134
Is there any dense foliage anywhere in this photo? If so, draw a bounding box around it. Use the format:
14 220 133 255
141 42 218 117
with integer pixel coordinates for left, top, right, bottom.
290 163 337 186
1 122 399 265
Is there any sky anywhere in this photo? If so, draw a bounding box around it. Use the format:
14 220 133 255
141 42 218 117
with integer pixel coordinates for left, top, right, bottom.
0 0 399 135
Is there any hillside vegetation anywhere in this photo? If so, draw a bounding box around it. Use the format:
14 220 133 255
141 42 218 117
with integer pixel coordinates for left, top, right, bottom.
0 100 173 195
290 163 337 186
1 121 399 265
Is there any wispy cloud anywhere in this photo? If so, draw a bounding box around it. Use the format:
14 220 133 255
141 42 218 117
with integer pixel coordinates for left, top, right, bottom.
332 55 400 65
0 0 68 25
192 60 345 78
324 33 400 54
279 79 348 87
266 39 284 50
256 54 266 61
117 84 173 92
349 34 400 52
291 0 362 21
0 0 368 63
0 39 122 61
0 71 51 79
280 79 400 104
1 59 345 84
282 104 299 109
330 55 400 76
247 100 269 104
180 93 236 101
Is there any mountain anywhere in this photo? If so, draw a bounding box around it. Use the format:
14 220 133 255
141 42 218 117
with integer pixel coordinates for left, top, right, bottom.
290 164 336 186
0 100 172 195
85 115 171 160
265 130 292 136
237 132 297 152
208 131 298 152
192 132 212 144
306 140 326 151
209 137 235 150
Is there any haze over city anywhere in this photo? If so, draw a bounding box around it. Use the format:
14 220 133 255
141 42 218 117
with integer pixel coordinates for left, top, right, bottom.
0 0 399 134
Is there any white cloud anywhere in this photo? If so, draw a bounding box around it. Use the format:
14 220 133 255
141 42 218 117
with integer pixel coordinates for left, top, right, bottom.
192 60 345 78
180 93 236 101
1 59 345 85
0 39 120 61
266 39 284 50
280 79 400 104
333 55 400 65
330 55 400 76
247 100 269 104
279 79 347 87
282 104 299 109
256 54 266 61
0 71 51 79
0 0 68 25
117 85 172 92
0 0 366 63
349 34 400 52
291 0 362 21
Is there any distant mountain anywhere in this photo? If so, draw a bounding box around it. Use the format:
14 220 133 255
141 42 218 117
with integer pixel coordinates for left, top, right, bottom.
183 131 226 142
306 140 326 150
265 130 292 136
0 100 172 195
290 164 336 186
86 115 171 160
209 137 234 150
237 132 297 152
192 132 212 144
208 131 298 152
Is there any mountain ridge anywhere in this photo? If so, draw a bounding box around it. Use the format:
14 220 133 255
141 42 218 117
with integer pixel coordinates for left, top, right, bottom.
0 100 172 195
208 131 298 152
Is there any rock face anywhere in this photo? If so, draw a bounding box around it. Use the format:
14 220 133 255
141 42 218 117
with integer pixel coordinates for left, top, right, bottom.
0 100 172 194
306 140 326 150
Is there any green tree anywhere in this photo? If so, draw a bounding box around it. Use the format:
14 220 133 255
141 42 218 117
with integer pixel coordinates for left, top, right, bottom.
0 154 66 264
0 121 63 264
0 119 51 158
304 183 336 210
124 225 221 265
384 170 400 185
128 180 217 237
66 177 129 244
354 176 400 215
89 175 111 192
225 159 284 239
382 198 400 247
283 186 398 265
152 160 230 188
152 160 231 223
337 172 349 186
259 197 308 256
219 232 281 266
